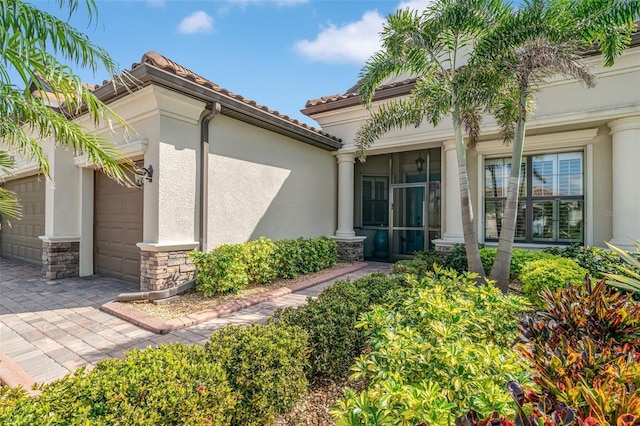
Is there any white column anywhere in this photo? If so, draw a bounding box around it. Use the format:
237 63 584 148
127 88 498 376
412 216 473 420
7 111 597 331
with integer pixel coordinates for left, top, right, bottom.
335 152 356 237
608 116 640 251
439 140 464 244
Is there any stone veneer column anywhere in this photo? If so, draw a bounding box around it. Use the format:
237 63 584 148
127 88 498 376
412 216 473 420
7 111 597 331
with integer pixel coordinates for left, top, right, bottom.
39 237 80 279
332 152 365 262
433 140 464 251
137 243 198 291
607 116 640 251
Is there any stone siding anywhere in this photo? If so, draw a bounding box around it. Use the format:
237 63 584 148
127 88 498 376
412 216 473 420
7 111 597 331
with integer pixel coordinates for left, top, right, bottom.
336 240 364 263
42 241 80 279
140 249 196 291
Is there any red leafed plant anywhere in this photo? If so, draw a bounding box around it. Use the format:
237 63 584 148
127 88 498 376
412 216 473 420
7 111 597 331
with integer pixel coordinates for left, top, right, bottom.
514 276 640 426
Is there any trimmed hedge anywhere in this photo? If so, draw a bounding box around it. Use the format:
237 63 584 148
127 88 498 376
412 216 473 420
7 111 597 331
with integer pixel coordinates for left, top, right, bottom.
519 257 588 308
190 236 338 296
0 324 309 426
413 245 556 278
479 247 555 277
205 323 308 426
0 343 236 425
271 272 410 381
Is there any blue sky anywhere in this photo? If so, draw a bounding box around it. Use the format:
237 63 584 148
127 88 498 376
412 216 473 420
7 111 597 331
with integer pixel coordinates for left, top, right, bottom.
36 0 432 126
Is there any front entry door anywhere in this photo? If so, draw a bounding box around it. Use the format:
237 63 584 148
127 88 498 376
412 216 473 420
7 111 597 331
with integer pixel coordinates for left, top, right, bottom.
390 182 426 259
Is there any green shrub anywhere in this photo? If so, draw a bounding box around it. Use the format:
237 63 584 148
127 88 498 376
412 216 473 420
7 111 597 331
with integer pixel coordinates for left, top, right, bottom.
242 237 278 285
442 243 470 273
273 236 337 278
479 247 496 274
271 273 407 381
519 257 587 308
274 238 305 279
508 248 555 276
190 244 249 296
391 259 433 277
205 323 308 426
332 268 531 425
0 343 236 425
190 236 338 296
543 243 626 279
413 249 445 267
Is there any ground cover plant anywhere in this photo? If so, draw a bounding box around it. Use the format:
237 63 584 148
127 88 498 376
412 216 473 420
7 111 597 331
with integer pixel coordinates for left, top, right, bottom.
332 267 532 425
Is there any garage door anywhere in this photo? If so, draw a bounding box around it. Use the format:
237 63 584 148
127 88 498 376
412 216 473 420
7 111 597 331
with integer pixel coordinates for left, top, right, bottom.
94 172 143 284
1 176 45 265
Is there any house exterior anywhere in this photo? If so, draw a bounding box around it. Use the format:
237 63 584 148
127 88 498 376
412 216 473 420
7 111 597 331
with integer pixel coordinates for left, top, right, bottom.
1 52 341 290
2 29 639 290
302 31 640 261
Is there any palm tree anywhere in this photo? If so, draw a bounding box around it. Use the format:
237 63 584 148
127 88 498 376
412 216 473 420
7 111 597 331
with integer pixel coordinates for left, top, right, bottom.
0 0 135 223
355 0 510 278
476 0 640 292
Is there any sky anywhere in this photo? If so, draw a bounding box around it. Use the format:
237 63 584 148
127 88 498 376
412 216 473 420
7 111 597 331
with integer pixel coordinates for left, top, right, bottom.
34 0 433 127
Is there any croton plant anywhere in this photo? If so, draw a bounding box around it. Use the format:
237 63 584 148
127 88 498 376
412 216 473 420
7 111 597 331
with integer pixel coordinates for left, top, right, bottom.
456 275 640 426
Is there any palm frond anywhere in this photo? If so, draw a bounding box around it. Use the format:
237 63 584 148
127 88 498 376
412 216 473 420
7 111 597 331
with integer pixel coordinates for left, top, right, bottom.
0 187 22 222
355 98 429 161
0 0 137 188
603 239 640 293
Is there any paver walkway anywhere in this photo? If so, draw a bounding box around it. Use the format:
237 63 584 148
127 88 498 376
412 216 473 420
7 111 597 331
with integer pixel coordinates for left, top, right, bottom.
0 257 390 387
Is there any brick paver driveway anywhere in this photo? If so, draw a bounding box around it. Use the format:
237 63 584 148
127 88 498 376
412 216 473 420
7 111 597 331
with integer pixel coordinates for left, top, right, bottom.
0 257 390 385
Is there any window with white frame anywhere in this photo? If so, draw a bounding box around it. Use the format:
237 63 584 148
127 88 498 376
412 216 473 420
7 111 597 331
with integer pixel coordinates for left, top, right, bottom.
484 152 584 244
362 176 388 226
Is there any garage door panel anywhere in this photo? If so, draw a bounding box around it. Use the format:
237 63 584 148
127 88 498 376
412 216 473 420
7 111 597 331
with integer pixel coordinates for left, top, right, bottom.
1 175 45 265
94 172 142 284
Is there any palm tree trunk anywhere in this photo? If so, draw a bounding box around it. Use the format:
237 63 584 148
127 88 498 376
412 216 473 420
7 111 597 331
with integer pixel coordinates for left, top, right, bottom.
490 95 527 292
453 104 485 278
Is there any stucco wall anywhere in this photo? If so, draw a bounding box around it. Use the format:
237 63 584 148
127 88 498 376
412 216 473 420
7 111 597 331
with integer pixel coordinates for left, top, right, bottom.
206 114 337 247
590 126 613 246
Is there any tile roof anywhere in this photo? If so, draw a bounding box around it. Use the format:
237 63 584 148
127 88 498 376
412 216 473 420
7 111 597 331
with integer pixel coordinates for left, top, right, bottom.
304 77 419 109
304 22 640 114
92 51 340 144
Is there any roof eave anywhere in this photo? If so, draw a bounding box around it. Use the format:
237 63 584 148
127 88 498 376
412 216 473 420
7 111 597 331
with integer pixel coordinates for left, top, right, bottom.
301 81 417 117
91 64 343 151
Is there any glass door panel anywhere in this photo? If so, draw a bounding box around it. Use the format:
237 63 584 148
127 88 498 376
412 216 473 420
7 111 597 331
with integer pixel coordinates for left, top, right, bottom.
391 185 425 257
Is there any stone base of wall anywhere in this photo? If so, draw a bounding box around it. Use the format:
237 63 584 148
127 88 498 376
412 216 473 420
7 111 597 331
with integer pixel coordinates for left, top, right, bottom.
140 249 196 291
42 241 80 279
432 239 460 253
336 240 365 263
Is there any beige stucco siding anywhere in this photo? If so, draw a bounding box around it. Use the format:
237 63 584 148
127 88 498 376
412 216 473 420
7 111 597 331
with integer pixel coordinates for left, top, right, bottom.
207 114 337 247
156 114 200 244
589 127 613 246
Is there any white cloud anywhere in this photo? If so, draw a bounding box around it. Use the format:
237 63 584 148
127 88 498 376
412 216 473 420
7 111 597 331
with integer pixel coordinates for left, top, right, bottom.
237 0 307 6
222 0 307 10
178 11 214 34
397 0 433 12
292 1 434 65
293 10 386 64
145 0 165 8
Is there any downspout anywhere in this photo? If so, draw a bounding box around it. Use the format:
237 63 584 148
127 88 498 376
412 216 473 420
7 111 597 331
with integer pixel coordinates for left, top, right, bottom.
199 103 222 252
116 102 222 303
